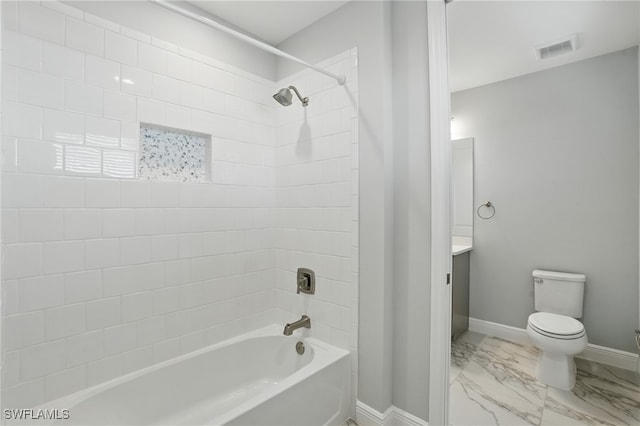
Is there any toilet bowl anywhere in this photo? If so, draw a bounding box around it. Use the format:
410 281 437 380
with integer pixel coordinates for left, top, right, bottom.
526 312 587 390
527 269 587 390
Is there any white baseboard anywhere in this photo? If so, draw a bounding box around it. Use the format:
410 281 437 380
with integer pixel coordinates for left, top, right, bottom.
579 343 638 371
355 401 386 426
355 401 428 426
469 317 638 371
468 317 529 344
389 408 429 426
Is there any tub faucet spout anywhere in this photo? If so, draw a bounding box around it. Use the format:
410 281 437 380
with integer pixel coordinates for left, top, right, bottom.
283 315 311 336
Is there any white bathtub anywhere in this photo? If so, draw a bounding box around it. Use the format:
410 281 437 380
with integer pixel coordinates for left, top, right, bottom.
33 325 351 426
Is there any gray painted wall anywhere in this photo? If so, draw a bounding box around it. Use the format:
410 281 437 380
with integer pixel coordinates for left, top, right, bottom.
390 1 431 421
451 48 639 352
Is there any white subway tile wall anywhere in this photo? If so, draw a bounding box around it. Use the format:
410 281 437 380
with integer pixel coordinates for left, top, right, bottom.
1 0 359 410
273 51 359 411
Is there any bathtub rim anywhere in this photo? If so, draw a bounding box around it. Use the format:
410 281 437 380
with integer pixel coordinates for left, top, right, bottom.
37 324 350 424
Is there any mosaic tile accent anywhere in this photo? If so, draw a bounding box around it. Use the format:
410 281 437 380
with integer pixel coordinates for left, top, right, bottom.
139 124 210 182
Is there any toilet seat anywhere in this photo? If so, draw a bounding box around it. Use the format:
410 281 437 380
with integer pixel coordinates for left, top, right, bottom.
528 312 585 340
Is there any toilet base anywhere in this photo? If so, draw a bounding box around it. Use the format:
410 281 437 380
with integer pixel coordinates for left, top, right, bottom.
535 351 576 391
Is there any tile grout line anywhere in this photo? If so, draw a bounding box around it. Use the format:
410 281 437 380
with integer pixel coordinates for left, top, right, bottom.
537 382 549 426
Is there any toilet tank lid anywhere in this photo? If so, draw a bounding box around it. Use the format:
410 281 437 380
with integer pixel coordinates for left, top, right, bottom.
532 270 586 282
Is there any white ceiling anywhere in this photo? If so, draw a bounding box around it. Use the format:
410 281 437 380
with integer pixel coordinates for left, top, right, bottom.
188 1 349 45
447 0 640 93
184 1 638 91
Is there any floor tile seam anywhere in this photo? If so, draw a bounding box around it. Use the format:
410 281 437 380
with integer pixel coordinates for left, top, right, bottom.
544 394 625 426
538 381 550 426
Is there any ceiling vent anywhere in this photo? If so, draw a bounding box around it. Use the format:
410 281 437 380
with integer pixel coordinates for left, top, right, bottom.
535 34 579 60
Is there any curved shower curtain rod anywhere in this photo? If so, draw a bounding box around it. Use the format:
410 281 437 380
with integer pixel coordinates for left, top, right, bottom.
153 0 347 85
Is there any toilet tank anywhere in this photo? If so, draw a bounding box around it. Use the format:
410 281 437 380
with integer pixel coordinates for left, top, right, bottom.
532 269 586 318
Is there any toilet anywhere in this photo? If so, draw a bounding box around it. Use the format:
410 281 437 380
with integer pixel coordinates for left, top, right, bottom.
526 269 587 391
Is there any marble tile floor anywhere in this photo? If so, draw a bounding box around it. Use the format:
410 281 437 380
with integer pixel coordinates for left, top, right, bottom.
449 332 640 426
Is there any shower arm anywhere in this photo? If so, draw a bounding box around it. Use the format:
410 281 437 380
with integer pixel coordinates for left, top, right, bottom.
288 86 309 106
153 0 346 85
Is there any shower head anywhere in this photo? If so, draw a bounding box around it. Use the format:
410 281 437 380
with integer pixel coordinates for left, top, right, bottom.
273 88 293 106
273 86 309 107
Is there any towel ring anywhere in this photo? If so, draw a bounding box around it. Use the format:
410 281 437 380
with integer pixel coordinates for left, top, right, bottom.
477 201 495 219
